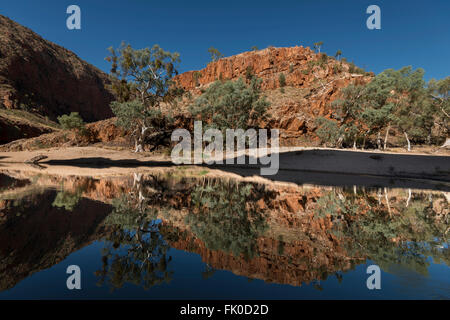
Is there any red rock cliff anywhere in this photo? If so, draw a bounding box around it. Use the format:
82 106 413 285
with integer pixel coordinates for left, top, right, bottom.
174 46 370 91
174 46 373 146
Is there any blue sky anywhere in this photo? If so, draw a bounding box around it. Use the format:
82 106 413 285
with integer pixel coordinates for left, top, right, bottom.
1 0 449 80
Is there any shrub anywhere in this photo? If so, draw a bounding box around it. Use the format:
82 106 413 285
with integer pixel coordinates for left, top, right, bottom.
319 53 328 66
208 47 223 62
57 112 85 131
314 117 341 147
52 190 82 211
348 62 366 75
333 64 343 74
245 66 255 82
193 71 202 87
190 77 270 131
279 73 286 88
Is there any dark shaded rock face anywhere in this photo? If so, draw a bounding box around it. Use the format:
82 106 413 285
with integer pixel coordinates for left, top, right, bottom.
0 15 114 122
0 189 112 291
0 116 52 144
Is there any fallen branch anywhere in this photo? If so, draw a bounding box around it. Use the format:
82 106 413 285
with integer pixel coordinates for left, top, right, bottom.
24 154 48 164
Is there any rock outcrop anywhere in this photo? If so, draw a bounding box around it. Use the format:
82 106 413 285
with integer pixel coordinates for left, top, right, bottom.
0 15 114 122
175 46 362 90
174 46 373 146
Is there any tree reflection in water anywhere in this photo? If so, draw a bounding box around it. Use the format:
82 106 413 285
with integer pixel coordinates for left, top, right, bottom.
0 170 448 295
316 188 449 276
185 180 273 259
95 174 173 290
94 172 449 290
95 173 274 289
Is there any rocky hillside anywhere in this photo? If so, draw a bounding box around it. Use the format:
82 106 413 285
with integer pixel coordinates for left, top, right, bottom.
0 15 114 122
175 46 373 145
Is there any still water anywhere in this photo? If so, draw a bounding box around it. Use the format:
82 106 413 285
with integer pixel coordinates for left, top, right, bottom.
0 169 449 299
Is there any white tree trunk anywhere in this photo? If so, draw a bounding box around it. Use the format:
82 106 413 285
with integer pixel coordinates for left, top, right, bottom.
442 138 450 148
404 132 411 151
135 140 144 153
384 124 390 150
134 125 149 153
406 188 411 207
384 188 392 217
377 132 382 150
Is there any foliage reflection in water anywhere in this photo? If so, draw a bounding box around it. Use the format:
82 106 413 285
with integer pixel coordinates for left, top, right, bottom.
0 170 448 298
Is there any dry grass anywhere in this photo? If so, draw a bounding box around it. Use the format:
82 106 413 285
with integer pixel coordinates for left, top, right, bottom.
0 109 60 130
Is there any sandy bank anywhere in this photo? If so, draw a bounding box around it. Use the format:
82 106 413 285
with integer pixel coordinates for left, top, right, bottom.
0 146 449 187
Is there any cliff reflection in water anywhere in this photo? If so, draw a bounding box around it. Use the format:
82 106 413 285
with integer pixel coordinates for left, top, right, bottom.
0 170 449 294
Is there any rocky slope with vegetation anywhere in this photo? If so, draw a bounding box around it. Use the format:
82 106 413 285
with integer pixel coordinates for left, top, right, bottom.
174 46 373 146
0 14 114 143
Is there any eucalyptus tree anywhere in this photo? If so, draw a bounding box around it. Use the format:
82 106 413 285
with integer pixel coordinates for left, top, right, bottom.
189 77 270 132
313 41 324 53
428 77 450 143
328 66 433 150
106 43 183 152
208 47 224 62
388 67 433 150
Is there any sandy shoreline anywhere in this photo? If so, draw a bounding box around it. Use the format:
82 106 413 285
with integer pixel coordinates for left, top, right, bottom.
0 146 449 186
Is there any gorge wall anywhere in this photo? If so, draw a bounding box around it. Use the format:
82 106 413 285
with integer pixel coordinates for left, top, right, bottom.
0 15 114 122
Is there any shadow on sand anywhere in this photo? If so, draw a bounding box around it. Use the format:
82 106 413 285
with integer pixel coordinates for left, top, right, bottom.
45 157 174 168
39 149 450 191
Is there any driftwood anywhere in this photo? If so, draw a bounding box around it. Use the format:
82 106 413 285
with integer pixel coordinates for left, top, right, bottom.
24 154 48 164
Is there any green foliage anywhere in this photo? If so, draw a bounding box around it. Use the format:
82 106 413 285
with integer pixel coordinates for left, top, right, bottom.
110 100 165 130
97 186 173 290
332 64 343 74
308 55 329 71
245 66 255 82
348 62 365 74
335 50 342 60
52 190 82 211
319 53 328 65
106 42 182 107
190 77 270 131
278 73 286 87
193 71 202 87
428 77 449 140
97 222 173 290
328 66 441 148
106 43 183 151
289 64 294 73
208 47 223 62
186 181 270 258
317 189 450 276
314 117 342 147
251 46 259 51
57 112 85 132
313 41 323 53
383 67 433 143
